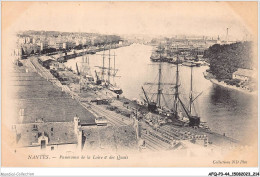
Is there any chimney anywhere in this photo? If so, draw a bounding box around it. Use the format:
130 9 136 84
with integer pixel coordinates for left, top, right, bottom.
77 130 83 151
74 115 80 134
226 28 229 43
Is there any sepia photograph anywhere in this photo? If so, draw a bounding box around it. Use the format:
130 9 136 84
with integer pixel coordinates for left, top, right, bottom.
1 1 258 173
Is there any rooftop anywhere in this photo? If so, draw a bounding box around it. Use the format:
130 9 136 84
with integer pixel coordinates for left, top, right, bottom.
233 68 254 77
14 122 77 147
81 125 138 151
12 63 96 124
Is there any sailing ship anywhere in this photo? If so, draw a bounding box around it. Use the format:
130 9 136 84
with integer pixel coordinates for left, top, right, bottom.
150 44 169 63
142 48 201 127
75 48 94 81
151 44 185 64
88 46 96 54
150 51 161 62
142 47 176 118
182 48 202 67
95 46 123 95
167 54 183 64
80 51 94 81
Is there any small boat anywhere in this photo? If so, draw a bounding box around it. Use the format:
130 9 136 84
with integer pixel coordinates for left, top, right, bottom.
168 56 183 64
108 84 123 95
150 52 161 62
182 61 197 67
193 61 202 67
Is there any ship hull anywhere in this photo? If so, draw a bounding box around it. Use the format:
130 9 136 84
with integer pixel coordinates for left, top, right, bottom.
182 62 196 67
108 85 123 95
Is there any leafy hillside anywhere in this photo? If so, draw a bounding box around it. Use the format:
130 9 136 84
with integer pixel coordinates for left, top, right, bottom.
204 42 253 80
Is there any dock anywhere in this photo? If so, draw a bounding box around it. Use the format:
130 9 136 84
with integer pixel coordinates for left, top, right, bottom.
18 55 240 152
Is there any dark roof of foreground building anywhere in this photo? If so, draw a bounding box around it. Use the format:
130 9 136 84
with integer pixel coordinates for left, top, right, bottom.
14 122 77 147
12 64 96 124
81 125 138 152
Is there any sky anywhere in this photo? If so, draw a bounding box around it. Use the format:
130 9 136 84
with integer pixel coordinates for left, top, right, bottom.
5 2 254 41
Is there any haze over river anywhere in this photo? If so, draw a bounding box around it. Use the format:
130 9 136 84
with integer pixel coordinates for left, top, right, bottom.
66 44 257 144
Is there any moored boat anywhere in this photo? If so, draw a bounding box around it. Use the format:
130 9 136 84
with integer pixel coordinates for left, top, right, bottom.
182 61 197 67
142 47 202 128
108 84 123 95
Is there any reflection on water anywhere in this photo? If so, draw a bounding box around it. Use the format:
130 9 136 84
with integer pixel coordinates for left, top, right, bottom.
65 44 257 143
205 85 257 144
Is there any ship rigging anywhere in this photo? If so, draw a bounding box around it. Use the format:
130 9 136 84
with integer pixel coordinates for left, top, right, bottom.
94 46 123 95
142 46 202 127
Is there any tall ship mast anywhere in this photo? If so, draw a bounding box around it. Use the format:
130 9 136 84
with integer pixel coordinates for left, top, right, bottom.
94 47 108 84
142 44 175 113
173 50 180 118
173 53 201 126
95 45 123 95
101 48 105 81
142 45 201 127
79 48 93 81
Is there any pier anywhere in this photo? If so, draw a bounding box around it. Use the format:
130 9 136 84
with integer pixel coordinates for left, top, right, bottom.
19 54 240 152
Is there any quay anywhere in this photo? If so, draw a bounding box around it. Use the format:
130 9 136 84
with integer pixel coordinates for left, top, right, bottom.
11 58 139 153
17 53 240 152
29 43 131 63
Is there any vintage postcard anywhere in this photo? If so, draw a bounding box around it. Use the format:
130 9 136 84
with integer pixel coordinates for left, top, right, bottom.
1 1 258 168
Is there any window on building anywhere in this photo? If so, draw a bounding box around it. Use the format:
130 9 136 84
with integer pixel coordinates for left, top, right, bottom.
40 140 46 149
33 124 38 130
51 146 54 151
51 127 53 131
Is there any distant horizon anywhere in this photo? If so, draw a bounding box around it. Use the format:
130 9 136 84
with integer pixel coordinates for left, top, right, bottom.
18 29 248 42
7 2 253 42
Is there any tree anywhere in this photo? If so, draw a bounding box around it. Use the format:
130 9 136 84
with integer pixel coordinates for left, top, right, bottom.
205 42 252 80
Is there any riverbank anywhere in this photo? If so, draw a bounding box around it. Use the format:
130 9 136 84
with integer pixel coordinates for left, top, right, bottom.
203 71 257 95
62 45 244 145
29 43 132 63
24 55 240 150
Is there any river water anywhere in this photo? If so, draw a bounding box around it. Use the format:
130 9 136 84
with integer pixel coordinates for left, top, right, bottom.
65 44 257 143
